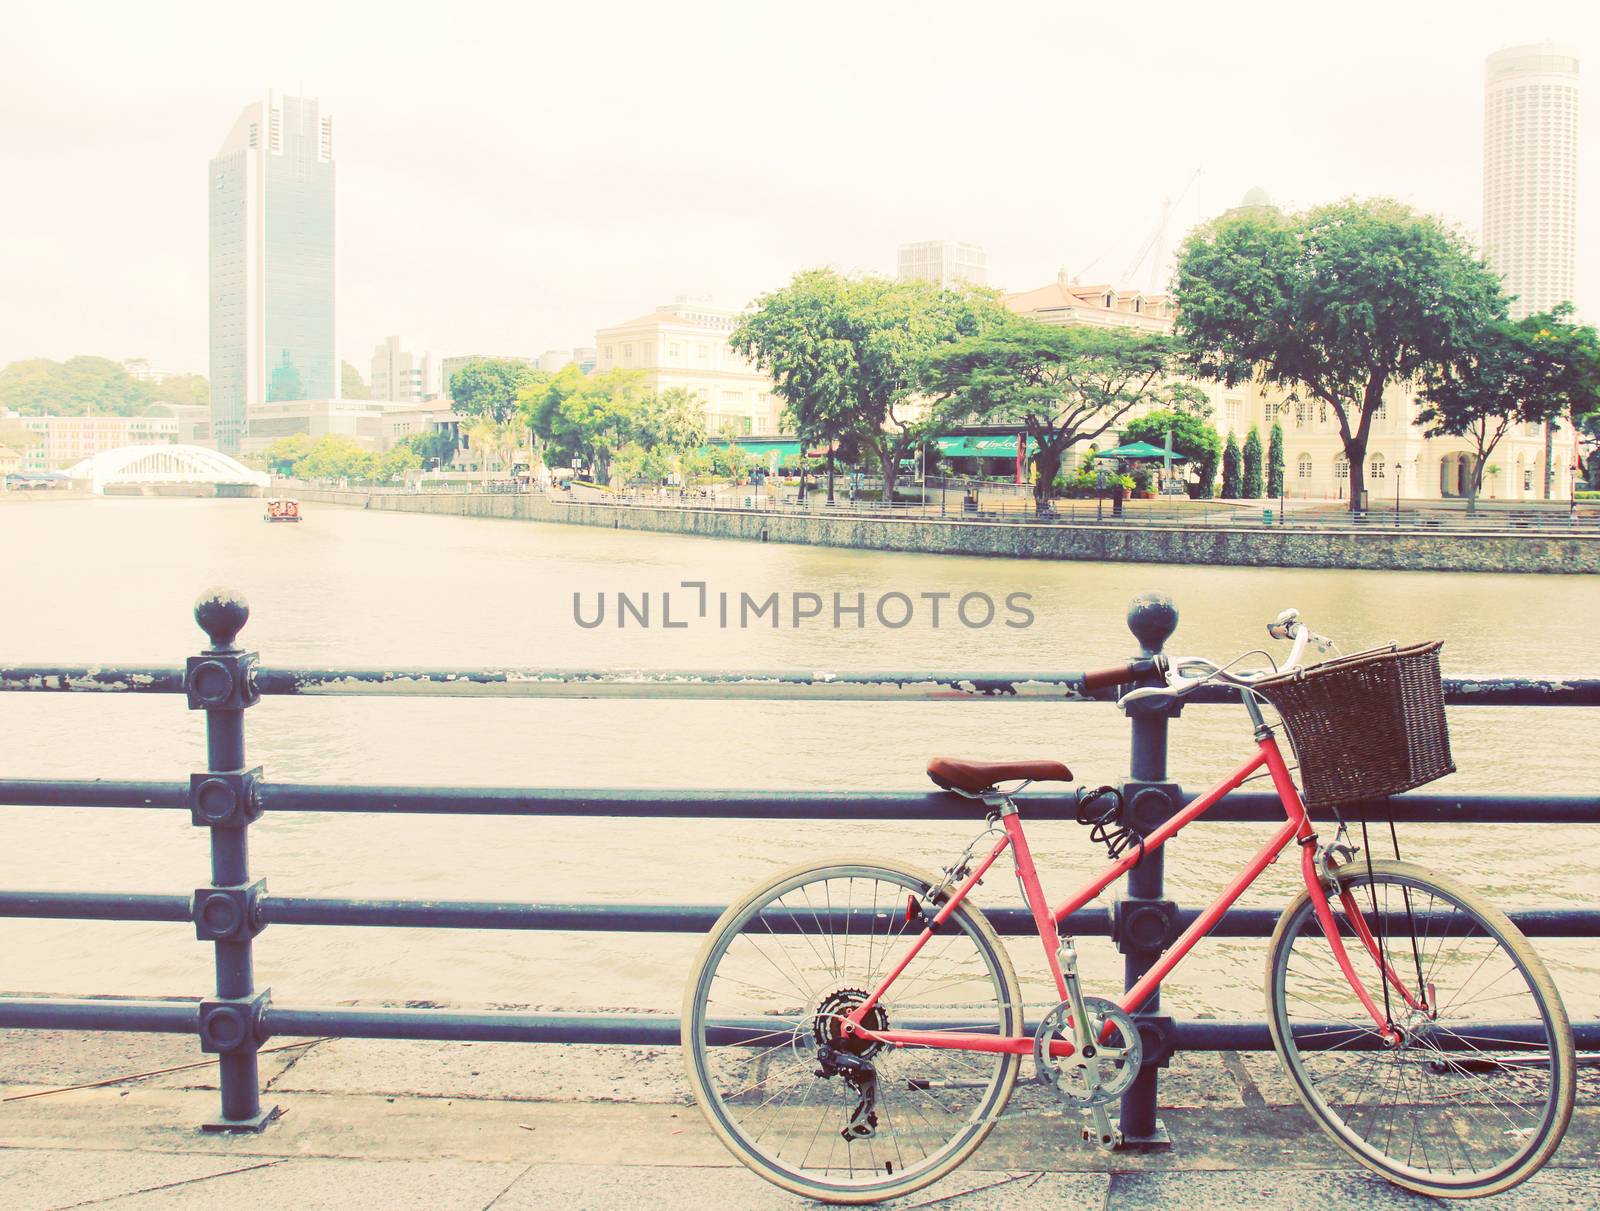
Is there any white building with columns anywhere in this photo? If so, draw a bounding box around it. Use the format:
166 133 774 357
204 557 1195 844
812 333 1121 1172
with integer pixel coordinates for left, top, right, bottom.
594 297 780 435
1005 253 1566 502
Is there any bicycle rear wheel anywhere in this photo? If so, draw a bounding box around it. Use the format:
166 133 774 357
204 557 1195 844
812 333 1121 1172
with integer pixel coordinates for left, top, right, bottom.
682 859 1022 1204
1266 858 1574 1198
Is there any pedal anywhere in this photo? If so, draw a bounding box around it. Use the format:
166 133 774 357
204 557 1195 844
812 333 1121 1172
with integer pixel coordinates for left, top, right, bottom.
1082 1105 1122 1151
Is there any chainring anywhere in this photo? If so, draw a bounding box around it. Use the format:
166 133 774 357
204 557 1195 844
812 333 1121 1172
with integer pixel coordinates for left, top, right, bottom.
1033 995 1143 1107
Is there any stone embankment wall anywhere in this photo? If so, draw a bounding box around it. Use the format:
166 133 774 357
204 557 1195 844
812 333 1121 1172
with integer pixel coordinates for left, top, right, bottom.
288 487 1597 574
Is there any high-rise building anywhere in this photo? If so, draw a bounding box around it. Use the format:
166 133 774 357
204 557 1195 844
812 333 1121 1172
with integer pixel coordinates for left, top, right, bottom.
1483 44 1580 498
1483 44 1579 320
896 240 988 288
208 91 336 454
370 336 439 403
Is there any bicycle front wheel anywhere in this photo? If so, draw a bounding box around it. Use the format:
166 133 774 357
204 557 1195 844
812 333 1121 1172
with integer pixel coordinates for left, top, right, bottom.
1266 858 1575 1198
682 859 1022 1204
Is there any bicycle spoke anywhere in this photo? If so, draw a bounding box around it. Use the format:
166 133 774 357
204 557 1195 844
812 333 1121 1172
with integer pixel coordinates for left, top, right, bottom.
1269 864 1569 1195
688 864 1019 1199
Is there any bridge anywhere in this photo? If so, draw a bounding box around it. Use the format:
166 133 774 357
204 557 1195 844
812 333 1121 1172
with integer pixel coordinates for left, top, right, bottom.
66 444 270 496
1 590 1597 1208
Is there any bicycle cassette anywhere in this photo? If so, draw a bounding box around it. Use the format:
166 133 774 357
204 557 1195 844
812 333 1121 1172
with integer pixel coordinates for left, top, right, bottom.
1033 996 1143 1107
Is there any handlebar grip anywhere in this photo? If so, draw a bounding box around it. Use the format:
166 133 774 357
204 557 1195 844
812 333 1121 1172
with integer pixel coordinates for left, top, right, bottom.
1081 658 1157 691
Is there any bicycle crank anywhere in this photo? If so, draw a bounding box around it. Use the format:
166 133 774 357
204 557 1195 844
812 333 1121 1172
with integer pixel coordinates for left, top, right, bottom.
1034 995 1143 1107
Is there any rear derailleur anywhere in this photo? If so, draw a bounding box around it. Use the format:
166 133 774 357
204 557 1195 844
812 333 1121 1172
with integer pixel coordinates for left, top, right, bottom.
814 1045 879 1141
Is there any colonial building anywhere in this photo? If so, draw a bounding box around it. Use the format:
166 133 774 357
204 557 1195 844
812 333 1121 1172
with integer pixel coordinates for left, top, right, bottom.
1004 262 1568 503
0 411 179 473
594 297 780 435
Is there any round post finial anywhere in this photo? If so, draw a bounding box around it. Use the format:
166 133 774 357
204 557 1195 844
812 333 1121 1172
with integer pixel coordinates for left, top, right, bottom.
1127 591 1178 655
194 587 250 652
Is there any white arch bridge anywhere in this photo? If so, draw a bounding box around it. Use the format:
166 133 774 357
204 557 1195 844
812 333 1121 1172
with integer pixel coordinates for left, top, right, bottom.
67 445 271 496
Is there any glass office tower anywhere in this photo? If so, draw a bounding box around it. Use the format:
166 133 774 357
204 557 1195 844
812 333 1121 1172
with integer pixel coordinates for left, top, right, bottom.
208 92 335 454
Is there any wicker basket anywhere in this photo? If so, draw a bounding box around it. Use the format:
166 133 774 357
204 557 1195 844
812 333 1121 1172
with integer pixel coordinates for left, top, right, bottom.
1252 641 1455 809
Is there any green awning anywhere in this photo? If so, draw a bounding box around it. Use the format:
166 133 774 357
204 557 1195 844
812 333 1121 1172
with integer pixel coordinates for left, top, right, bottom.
1096 440 1184 461
935 436 1033 457
699 440 803 458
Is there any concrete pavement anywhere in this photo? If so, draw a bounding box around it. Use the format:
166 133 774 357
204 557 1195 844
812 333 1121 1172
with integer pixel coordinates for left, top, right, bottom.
3 1029 1596 1210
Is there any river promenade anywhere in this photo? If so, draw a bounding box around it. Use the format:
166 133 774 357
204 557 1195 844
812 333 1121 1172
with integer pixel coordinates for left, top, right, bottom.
5 1024 1597 1210
286 485 1599 574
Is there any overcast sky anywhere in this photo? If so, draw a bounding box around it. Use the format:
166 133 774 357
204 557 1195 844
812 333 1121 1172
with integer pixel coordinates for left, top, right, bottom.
2 0 1598 378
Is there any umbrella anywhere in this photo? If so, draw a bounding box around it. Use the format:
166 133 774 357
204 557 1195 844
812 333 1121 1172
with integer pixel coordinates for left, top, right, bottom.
1095 441 1186 461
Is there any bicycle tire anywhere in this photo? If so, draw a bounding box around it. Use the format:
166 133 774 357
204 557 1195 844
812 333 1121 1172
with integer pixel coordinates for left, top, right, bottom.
682 858 1023 1204
1265 858 1575 1197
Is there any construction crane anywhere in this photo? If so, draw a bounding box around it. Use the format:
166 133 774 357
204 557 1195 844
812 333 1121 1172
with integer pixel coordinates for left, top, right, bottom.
1122 169 1201 295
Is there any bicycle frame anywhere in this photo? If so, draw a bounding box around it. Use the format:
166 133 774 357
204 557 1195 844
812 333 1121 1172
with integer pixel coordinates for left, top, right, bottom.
843 731 1402 1057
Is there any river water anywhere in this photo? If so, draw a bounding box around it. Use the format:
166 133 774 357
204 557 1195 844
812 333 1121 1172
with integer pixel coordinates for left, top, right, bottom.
2 498 1596 1021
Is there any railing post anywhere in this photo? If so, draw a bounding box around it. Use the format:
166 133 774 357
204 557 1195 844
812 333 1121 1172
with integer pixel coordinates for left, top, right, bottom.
1115 591 1181 1150
186 588 277 1132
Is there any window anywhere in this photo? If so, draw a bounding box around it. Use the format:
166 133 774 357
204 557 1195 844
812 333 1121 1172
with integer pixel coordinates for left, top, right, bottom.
623 344 632 362
1297 455 1312 479
1294 402 1308 427
1524 469 1534 492
1334 458 1349 480
1318 402 1328 425
1375 401 1388 421
669 343 681 360
1370 457 1385 479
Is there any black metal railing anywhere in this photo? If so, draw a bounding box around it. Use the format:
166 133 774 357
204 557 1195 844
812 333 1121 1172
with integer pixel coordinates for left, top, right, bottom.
2 589 1597 1144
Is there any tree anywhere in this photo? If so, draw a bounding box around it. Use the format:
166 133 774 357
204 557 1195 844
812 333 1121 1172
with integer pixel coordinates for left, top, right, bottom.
450 358 536 424
733 270 1000 505
0 356 155 416
373 443 422 484
341 361 371 400
1266 421 1285 498
402 428 457 469
1221 431 1242 498
1122 409 1223 499
263 434 315 476
1241 426 1263 498
1173 197 1506 511
924 316 1205 513
151 374 209 409
519 367 650 481
1580 412 1600 489
707 443 759 483
0 416 40 454
294 435 373 482
1418 305 1600 511
635 387 707 455
463 418 521 483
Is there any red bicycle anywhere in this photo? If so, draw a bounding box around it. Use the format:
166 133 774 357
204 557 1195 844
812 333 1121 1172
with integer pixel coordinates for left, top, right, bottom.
683 610 1576 1202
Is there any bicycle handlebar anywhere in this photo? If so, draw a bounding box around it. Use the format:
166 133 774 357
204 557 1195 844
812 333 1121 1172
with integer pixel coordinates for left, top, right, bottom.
1081 658 1161 692
1113 607 1335 709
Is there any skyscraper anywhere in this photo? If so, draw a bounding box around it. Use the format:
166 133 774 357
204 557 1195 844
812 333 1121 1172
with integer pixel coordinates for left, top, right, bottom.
1482 45 1580 498
209 92 336 454
1483 44 1579 320
896 241 988 289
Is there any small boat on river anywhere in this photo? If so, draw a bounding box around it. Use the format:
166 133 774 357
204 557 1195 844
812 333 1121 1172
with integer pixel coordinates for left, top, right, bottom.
264 497 302 523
